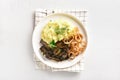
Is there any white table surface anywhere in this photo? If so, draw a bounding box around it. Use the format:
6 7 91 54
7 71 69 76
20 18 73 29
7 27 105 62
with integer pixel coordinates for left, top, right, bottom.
0 0 120 80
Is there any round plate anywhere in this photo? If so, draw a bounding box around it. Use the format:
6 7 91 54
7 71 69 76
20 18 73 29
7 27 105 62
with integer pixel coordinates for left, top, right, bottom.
32 13 88 68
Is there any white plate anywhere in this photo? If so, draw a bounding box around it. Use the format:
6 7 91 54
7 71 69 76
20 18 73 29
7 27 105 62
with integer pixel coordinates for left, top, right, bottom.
32 13 88 68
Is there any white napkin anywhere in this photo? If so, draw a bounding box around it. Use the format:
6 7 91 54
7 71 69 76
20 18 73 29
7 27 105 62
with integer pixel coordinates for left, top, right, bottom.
33 9 87 72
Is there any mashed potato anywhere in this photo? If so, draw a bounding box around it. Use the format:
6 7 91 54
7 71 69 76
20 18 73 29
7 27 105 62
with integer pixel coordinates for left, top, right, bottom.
41 20 74 44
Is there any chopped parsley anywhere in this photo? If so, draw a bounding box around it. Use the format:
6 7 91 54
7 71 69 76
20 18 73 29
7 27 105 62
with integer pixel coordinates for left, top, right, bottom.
55 27 67 35
49 40 56 48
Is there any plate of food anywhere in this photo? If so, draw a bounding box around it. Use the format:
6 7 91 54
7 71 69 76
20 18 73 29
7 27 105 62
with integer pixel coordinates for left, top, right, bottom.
32 13 88 68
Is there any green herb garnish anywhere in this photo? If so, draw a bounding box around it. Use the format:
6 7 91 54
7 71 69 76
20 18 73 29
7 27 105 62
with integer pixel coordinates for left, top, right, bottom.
55 27 66 34
49 40 56 48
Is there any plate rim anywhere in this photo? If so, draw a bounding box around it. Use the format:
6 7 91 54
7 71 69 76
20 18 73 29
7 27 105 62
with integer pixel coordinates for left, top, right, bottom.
32 13 88 68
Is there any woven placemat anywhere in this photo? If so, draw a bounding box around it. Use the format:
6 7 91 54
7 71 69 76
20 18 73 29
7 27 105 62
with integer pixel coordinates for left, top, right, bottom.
33 9 87 72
